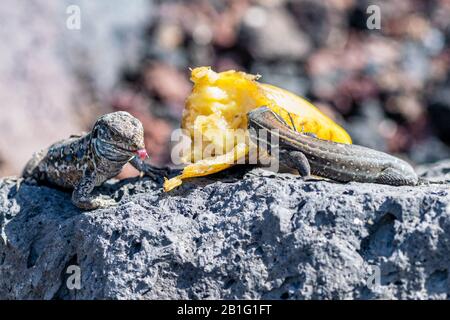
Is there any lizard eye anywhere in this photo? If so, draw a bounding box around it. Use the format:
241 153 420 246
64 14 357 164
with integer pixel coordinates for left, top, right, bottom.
110 129 121 140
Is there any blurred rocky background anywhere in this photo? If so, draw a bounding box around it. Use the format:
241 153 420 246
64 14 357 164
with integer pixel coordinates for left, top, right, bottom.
1 0 450 177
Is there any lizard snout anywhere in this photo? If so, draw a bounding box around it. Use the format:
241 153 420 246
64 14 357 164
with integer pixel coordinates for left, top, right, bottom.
135 149 149 160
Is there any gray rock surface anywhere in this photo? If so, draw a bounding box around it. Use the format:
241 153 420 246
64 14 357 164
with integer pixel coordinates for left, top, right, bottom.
1 161 450 300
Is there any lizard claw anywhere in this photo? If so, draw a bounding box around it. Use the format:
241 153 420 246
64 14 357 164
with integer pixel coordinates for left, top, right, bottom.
98 196 118 208
129 157 168 182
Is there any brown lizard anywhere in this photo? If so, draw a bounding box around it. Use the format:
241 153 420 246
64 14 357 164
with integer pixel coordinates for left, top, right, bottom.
247 106 422 186
22 111 166 210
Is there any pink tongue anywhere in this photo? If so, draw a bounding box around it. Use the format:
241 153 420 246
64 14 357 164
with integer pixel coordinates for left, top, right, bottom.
136 149 148 160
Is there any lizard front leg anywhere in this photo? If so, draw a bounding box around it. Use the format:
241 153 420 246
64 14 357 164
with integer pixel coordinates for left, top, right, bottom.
72 169 116 210
280 149 311 177
129 157 168 182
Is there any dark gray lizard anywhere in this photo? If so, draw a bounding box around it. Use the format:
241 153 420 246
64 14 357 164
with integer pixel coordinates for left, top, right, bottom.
247 106 420 186
22 111 166 210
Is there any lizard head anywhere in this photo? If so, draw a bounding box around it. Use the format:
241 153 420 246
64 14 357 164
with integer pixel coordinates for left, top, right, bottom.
92 111 148 161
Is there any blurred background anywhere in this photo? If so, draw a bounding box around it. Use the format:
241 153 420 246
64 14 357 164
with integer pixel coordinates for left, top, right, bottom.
1 0 450 177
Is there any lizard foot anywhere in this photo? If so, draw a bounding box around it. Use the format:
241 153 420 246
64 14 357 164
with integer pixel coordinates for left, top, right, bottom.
72 194 117 210
301 175 332 182
96 196 118 209
130 157 168 182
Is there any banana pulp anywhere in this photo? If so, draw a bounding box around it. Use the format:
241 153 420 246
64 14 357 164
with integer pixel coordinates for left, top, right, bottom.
164 67 352 192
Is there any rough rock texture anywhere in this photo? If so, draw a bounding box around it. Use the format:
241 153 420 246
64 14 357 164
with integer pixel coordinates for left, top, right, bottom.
1 161 450 300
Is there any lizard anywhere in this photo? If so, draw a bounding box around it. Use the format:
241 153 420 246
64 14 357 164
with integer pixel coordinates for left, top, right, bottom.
247 106 421 186
22 111 167 210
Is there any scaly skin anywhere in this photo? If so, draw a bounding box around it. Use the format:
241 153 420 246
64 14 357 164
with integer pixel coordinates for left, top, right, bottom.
22 111 166 210
247 106 419 186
